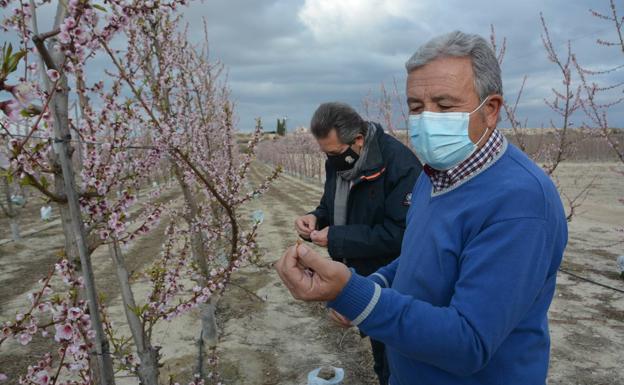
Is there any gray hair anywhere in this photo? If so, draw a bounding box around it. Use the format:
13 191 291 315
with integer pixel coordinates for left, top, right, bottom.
310 102 368 144
405 31 503 101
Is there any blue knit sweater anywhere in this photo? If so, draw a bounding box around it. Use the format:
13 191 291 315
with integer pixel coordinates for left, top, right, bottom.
328 140 568 385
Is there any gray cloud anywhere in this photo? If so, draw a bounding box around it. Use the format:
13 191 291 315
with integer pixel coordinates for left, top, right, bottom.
181 0 624 132
3 1 621 132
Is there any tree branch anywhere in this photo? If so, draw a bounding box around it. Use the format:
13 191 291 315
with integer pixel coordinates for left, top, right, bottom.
31 29 60 71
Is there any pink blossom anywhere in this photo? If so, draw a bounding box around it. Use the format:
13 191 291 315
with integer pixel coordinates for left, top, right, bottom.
61 16 76 31
17 332 32 345
99 229 111 240
69 362 86 372
34 370 50 385
42 109 51 122
59 31 71 44
73 27 85 41
27 321 38 334
12 82 36 106
68 343 83 355
46 69 60 82
80 314 90 328
1 99 22 121
54 323 74 341
36 302 50 313
108 211 126 235
67 307 82 320
0 373 7 382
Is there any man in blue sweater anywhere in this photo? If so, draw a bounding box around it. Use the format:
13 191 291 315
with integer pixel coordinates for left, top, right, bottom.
275 31 568 385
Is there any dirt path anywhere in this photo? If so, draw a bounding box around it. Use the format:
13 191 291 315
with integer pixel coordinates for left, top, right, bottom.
547 163 624 385
212 163 377 385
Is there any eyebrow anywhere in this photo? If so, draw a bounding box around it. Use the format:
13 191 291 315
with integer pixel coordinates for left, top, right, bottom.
407 94 463 104
432 94 463 103
325 147 344 155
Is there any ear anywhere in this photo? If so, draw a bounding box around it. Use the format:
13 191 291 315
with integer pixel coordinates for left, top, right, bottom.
353 134 365 148
484 94 503 128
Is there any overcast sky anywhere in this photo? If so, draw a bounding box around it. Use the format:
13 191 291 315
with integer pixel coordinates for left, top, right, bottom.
3 1 623 133
179 0 624 132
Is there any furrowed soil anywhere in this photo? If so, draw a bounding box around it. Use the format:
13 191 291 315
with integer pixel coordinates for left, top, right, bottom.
1 161 622 385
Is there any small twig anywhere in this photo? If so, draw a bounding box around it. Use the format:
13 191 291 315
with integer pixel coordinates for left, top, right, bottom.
338 329 349 348
228 281 265 302
21 170 67 202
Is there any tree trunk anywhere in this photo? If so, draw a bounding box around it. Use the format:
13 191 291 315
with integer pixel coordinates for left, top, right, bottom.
51 91 116 385
171 162 219 380
27 0 77 262
42 5 115 384
72 102 85 173
1 175 20 241
10 219 20 241
199 297 219 348
55 175 80 262
109 241 159 385
171 162 209 277
197 296 219 379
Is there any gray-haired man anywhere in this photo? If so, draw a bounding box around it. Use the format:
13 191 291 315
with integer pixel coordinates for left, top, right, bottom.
279 31 567 385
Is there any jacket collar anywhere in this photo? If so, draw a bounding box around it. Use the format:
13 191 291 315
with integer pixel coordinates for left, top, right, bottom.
353 122 385 183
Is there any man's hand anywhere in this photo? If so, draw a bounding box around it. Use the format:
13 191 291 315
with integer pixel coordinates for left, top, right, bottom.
310 226 329 247
274 243 351 302
295 214 317 240
328 309 352 328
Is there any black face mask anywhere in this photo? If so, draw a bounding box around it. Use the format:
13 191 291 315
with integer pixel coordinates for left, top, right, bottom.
327 145 359 171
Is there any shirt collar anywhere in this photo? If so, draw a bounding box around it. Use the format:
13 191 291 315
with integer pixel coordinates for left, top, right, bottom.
425 129 504 192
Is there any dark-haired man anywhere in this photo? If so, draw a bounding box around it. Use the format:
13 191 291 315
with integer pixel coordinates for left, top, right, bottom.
294 102 421 385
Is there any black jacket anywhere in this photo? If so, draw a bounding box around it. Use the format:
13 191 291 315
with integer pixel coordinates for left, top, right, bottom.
310 124 422 276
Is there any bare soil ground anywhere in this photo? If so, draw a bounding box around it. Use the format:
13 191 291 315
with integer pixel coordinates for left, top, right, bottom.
547 162 624 385
1 161 623 385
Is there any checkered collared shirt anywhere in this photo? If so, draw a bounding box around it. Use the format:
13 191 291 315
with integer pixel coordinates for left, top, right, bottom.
424 129 504 193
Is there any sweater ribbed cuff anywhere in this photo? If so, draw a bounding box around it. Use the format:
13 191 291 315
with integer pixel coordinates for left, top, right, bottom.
328 272 380 326
369 272 389 288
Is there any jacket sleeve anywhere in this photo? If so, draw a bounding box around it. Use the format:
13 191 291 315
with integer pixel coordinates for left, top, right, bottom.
326 164 419 260
329 217 559 376
308 162 331 230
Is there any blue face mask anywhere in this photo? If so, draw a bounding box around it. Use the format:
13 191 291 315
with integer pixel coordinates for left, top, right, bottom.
408 98 490 170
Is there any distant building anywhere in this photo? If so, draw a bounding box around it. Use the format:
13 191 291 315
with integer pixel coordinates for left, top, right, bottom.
294 126 309 134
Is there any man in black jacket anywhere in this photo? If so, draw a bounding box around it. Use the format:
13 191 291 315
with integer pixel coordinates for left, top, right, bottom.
295 102 421 385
